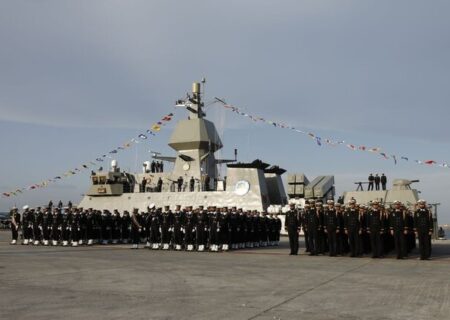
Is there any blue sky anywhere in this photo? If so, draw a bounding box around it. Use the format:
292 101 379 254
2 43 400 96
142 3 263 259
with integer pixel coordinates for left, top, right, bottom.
1 1 450 223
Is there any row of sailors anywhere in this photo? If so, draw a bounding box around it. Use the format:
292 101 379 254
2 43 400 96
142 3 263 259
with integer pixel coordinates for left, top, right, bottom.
9 205 282 252
285 199 434 260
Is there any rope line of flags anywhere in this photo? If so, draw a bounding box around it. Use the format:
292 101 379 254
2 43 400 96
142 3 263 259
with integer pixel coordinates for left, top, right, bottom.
215 98 448 170
2 112 175 198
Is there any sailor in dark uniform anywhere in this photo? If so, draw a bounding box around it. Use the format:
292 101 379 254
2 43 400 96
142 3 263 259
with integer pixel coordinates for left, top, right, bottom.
144 208 151 248
305 202 321 256
238 209 247 249
173 205 184 251
301 204 310 253
324 200 339 256
9 207 21 245
285 203 300 255
131 208 142 249
246 211 255 248
259 212 269 247
244 211 252 248
344 199 362 257
389 200 407 259
274 213 282 246
100 210 111 245
229 207 239 250
121 211 131 244
209 207 220 252
184 206 197 251
315 201 326 254
112 210 122 244
267 213 275 246
149 205 161 249
32 207 43 245
61 208 72 247
366 201 384 258
336 203 348 254
360 205 371 255
42 207 53 246
51 208 62 246
21 206 32 245
161 206 173 250
71 209 81 247
405 206 416 254
78 209 87 245
86 209 95 245
196 207 208 251
414 200 433 260
218 207 230 251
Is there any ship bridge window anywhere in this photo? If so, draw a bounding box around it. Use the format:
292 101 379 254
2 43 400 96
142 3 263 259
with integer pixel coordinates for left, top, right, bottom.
92 176 99 185
99 176 107 185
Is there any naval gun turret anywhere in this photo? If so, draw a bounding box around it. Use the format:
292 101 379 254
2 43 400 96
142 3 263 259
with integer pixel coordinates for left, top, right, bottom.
343 178 420 208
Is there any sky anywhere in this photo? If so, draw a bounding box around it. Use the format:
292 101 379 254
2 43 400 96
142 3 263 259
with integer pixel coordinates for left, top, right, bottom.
1 1 450 223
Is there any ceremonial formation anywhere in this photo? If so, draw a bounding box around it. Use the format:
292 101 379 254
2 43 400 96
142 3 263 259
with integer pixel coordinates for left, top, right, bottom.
8 203 282 252
285 199 434 260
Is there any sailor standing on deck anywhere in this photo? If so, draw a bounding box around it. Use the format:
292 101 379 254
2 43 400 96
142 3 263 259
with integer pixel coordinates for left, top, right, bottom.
414 200 433 260
9 207 20 245
374 174 381 191
368 174 375 191
285 203 300 255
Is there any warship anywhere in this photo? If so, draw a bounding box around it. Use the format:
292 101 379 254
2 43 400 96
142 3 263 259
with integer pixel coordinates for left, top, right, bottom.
78 80 439 233
79 81 294 212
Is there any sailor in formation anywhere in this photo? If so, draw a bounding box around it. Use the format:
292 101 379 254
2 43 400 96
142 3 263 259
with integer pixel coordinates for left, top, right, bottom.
289 198 433 260
9 203 282 252
8 199 433 260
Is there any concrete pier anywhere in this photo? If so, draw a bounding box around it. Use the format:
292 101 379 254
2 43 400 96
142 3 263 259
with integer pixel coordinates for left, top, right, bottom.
1 231 449 320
